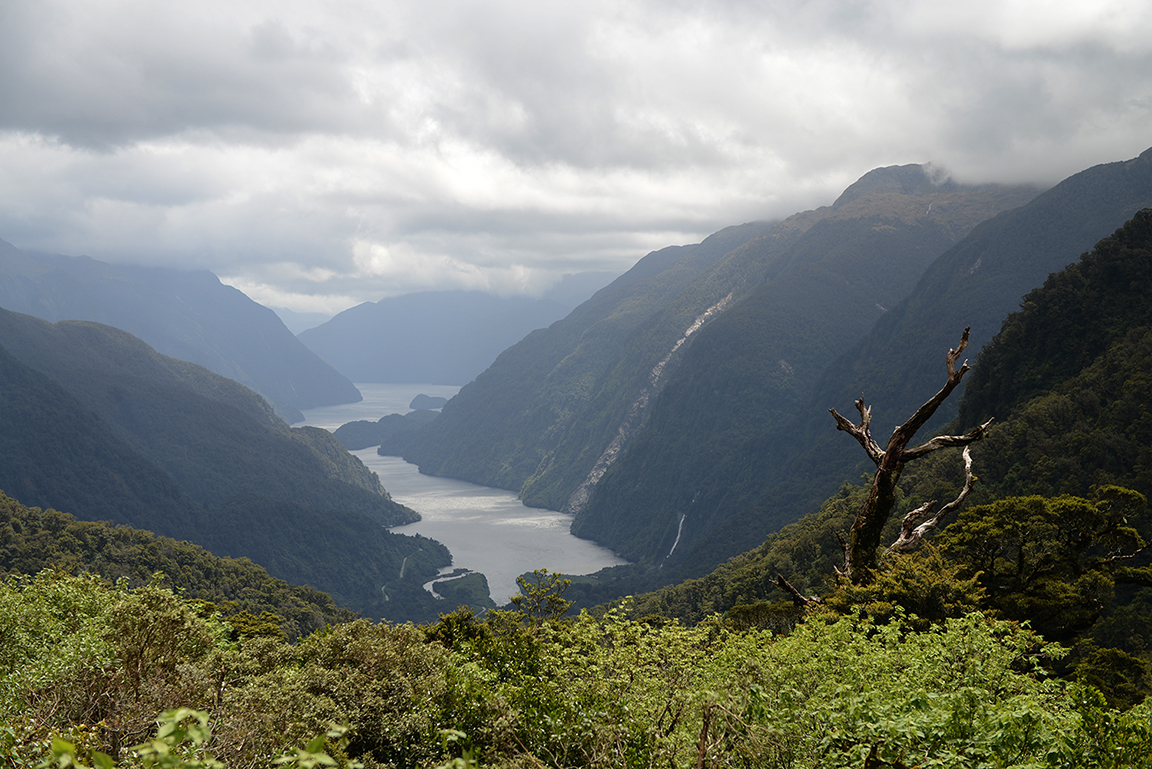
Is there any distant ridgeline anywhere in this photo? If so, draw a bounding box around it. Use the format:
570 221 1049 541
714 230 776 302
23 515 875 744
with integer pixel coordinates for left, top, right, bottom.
0 241 361 422
0 308 455 622
298 273 616 386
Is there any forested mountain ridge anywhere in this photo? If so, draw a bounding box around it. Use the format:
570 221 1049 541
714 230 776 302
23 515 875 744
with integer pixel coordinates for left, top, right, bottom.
0 341 197 537
957 206 1152 429
0 241 361 421
677 146 1152 576
0 309 393 517
954 207 1152 501
0 491 356 639
0 309 459 620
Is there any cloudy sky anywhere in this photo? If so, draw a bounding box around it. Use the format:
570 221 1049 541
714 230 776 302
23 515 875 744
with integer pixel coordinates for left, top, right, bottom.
1 0 1149 313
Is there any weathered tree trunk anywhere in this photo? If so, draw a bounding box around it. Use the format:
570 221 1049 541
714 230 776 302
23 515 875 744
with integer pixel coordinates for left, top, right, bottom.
830 327 993 584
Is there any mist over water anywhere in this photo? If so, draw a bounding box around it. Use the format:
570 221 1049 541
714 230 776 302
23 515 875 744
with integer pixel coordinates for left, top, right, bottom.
294 383 462 431
296 384 627 604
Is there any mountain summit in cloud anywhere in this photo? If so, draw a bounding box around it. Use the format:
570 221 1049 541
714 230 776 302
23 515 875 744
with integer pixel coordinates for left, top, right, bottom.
1 1 1148 310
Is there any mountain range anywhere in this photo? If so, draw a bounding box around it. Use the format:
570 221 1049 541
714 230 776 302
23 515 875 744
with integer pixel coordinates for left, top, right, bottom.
298 272 617 385
0 243 361 421
4 147 1152 629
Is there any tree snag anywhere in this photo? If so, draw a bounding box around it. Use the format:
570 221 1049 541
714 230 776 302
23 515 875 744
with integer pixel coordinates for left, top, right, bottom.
775 573 822 607
830 327 993 585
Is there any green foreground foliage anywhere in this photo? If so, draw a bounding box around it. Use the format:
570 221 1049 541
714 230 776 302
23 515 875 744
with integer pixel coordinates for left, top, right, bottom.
3 570 1152 768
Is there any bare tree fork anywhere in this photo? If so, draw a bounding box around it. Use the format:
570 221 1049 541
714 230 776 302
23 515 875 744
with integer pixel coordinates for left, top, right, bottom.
829 327 994 584
776 574 822 607
887 446 977 554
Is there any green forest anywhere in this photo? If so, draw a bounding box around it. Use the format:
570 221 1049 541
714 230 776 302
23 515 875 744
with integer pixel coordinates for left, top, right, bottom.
3 560 1151 768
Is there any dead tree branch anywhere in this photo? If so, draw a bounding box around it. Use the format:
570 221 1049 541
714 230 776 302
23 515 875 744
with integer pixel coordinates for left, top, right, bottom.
829 399 884 465
887 446 977 554
775 574 822 607
830 327 993 584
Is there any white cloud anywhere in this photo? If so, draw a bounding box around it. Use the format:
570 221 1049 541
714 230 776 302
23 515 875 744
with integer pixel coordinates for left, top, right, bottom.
1 0 1150 312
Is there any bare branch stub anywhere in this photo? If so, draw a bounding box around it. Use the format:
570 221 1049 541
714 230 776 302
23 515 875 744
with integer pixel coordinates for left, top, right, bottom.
831 327 992 584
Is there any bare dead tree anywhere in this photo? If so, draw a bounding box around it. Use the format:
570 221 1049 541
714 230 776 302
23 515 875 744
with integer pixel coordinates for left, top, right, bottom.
830 327 993 584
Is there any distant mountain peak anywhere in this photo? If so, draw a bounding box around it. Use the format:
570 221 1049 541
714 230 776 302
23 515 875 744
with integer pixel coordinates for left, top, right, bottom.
832 163 957 208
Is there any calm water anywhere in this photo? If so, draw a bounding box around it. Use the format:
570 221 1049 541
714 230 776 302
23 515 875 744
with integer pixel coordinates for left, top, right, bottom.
296 384 627 604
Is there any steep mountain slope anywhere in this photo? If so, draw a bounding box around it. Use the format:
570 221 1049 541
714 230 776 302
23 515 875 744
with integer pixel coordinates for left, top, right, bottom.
0 309 453 619
685 147 1152 575
0 310 395 519
0 342 198 538
0 242 360 421
954 207 1152 500
567 166 1040 565
395 220 784 491
622 207 1152 625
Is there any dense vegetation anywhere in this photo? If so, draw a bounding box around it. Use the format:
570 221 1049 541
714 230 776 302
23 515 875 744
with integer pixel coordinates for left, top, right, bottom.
958 205 1152 428
5 568 1151 768
0 491 355 639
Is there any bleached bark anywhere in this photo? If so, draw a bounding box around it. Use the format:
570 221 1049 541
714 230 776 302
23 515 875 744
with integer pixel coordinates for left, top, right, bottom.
887 446 977 554
829 327 993 584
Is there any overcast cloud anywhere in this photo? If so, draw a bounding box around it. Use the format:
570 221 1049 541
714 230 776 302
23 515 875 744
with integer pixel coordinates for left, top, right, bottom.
1 0 1149 313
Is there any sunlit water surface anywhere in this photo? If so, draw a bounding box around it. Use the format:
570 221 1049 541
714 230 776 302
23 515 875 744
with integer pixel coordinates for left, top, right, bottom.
296 384 627 604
